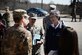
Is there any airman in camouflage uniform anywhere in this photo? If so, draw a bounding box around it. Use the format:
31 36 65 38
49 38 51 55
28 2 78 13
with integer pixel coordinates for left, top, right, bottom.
26 13 44 55
3 7 14 28
1 9 32 55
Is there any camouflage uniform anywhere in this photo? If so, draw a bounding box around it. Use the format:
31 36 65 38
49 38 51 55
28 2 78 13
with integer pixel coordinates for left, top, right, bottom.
26 23 43 55
1 24 32 55
3 9 14 28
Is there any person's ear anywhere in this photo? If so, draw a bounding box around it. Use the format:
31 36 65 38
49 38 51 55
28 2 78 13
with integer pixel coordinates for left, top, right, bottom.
21 17 24 22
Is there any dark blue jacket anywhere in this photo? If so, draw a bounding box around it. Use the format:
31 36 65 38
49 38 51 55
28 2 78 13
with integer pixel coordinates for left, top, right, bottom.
45 25 62 53
44 25 79 55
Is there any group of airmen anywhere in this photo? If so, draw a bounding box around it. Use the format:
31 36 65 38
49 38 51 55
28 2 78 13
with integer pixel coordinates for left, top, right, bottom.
0 5 79 55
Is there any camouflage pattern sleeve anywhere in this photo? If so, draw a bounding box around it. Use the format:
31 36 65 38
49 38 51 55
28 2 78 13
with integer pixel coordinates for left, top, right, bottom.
25 30 32 55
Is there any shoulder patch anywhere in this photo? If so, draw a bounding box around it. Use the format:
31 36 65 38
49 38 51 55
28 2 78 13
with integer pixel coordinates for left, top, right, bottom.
66 27 75 32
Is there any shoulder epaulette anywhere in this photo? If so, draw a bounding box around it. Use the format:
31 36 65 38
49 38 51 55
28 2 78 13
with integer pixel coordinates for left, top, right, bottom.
66 26 75 32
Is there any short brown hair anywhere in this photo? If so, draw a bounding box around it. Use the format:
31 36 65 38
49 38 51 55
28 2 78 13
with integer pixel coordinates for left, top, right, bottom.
13 10 24 23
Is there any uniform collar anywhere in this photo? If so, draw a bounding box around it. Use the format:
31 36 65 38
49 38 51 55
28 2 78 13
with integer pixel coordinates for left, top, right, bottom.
27 23 35 27
14 23 24 28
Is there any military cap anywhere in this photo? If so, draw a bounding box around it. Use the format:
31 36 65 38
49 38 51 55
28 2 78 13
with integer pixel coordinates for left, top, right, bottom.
13 9 26 19
28 13 37 20
50 5 56 9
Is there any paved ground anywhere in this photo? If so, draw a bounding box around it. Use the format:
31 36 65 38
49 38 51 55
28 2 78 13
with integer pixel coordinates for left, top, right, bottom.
36 17 82 55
